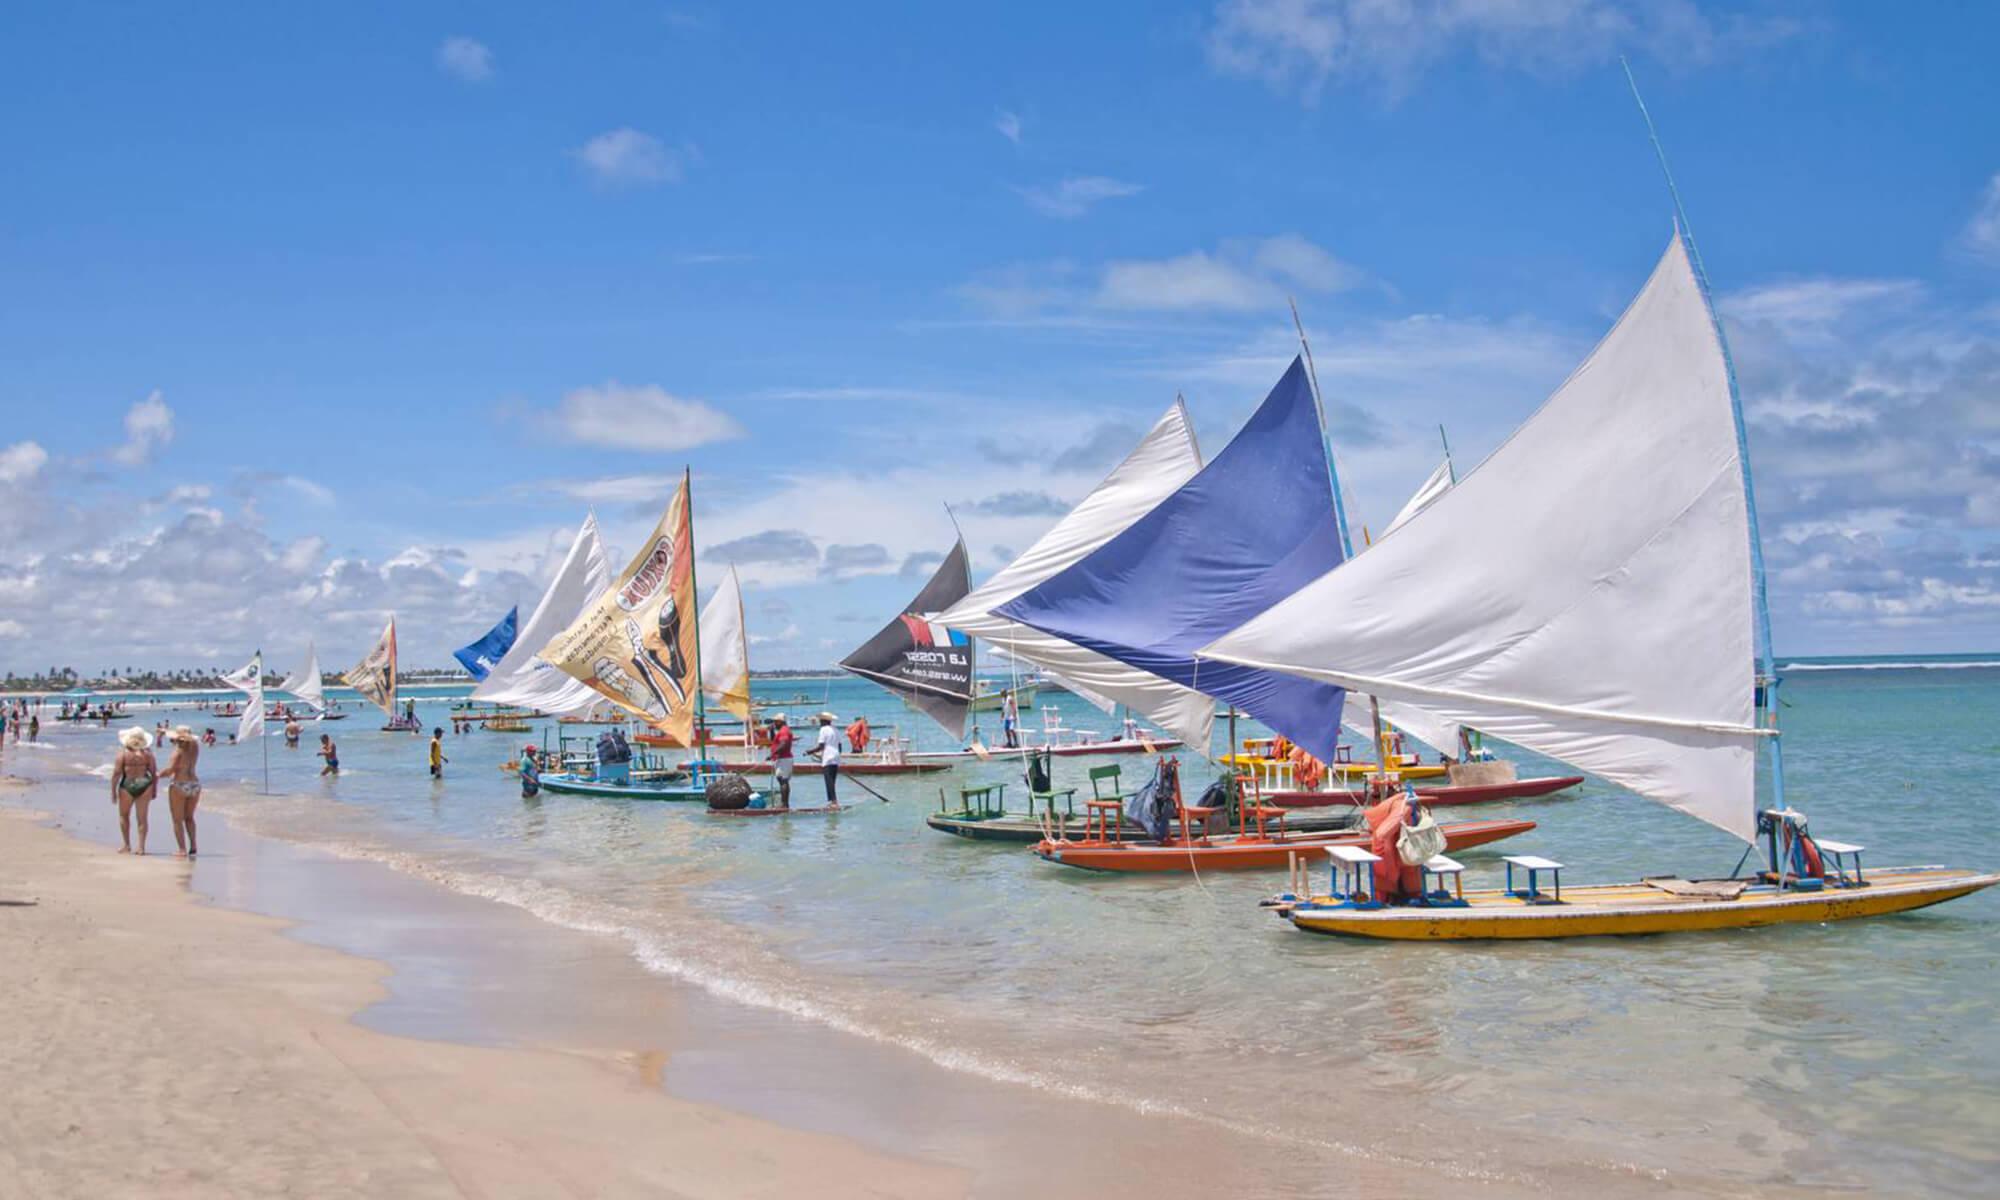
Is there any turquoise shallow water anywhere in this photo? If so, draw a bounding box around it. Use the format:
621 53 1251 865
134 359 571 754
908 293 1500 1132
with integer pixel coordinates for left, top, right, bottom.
20 664 2000 1195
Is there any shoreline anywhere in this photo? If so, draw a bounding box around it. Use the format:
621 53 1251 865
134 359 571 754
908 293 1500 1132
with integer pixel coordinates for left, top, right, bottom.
0 768 1565 1199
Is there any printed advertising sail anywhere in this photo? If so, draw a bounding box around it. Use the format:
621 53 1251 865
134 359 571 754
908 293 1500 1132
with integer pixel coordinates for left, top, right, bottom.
840 540 973 738
453 607 519 681
539 474 701 745
346 617 398 717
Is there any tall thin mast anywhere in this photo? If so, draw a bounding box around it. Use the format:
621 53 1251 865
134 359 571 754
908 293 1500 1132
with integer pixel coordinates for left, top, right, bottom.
1290 298 1355 559
1621 59 1786 821
682 467 708 751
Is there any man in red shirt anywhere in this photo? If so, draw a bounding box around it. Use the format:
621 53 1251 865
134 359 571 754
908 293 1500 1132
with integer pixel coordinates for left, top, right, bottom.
766 713 795 809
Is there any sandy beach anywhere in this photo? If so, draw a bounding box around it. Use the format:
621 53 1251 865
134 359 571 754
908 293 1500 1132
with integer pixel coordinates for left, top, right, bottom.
1 765 1575 1200
0 799 967 1199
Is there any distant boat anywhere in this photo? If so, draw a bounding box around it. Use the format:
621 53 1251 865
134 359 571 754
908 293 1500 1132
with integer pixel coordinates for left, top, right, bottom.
968 679 1036 713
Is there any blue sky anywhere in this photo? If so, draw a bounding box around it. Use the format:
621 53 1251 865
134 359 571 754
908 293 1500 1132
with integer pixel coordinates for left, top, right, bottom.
2 1 1997 674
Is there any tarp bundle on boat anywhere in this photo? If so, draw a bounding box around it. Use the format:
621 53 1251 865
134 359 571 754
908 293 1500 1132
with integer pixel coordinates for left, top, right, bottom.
1203 238 1764 842
840 541 975 738
996 358 1349 762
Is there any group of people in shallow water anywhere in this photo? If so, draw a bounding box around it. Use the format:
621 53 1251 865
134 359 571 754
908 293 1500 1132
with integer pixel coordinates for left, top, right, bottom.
0 701 41 745
108 726 203 857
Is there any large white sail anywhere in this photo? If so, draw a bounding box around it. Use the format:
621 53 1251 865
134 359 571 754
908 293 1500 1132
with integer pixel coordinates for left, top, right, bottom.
1204 237 1763 842
278 641 326 713
699 564 752 722
473 513 614 716
934 400 1213 745
1381 457 1452 540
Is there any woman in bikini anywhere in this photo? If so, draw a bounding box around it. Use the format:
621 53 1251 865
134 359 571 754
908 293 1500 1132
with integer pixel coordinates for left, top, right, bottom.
110 727 158 855
163 725 202 859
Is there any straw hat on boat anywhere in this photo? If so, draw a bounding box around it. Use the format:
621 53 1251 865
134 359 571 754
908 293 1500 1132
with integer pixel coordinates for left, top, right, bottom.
118 727 152 750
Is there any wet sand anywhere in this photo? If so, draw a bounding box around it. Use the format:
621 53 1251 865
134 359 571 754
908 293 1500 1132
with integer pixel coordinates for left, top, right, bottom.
0 765 1649 1198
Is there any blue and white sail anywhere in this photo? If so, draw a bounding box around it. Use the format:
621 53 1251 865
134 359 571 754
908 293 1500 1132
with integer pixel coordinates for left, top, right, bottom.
454 607 519 681
472 514 614 716
934 400 1211 741
995 358 1349 761
1203 239 1763 842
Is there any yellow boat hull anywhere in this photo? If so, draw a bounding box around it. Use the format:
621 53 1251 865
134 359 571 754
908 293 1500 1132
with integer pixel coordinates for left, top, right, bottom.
1216 753 1448 782
1284 867 2000 940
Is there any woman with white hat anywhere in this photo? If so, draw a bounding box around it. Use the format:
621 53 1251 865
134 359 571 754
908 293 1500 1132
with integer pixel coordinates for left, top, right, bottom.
111 727 159 855
163 726 203 859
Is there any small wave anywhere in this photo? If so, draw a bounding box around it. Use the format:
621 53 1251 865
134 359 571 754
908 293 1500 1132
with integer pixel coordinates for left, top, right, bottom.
1780 659 2000 672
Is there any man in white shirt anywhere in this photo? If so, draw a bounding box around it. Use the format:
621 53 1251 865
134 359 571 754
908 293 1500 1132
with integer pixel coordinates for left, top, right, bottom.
809 711 842 806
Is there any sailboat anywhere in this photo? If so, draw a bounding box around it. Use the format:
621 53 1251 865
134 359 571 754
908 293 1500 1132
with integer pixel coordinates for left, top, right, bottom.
534 473 760 804
473 513 614 719
838 540 977 738
1203 235 1997 937
345 617 411 730
275 641 341 720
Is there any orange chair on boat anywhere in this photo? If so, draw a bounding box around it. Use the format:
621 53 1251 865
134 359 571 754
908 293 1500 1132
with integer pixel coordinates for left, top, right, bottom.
1168 760 1222 841
1085 763 1135 842
1234 771 1288 840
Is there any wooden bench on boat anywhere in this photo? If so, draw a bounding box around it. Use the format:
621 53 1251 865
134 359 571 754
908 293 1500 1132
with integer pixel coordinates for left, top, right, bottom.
1816 840 1867 886
1503 855 1564 903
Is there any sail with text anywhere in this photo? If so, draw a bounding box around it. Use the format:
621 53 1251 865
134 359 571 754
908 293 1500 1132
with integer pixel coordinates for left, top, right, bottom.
840 540 974 738
539 475 702 746
453 607 519 682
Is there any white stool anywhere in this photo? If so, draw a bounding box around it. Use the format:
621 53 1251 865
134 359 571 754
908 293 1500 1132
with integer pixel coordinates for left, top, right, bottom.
1325 844 1382 903
1503 854 1564 902
1815 840 1866 886
1420 854 1466 903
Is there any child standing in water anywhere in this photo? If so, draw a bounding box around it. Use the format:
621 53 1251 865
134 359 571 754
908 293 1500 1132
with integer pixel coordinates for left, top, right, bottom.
429 728 447 778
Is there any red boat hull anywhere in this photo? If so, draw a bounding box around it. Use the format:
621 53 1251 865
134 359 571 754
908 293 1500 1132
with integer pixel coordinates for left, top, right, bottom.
1032 818 1535 873
1267 776 1585 809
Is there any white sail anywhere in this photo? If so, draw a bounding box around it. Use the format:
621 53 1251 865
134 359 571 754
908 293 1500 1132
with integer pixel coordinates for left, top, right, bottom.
934 399 1213 745
472 513 614 717
1381 457 1452 539
278 641 325 713
699 565 752 722
1204 237 1762 842
230 651 265 743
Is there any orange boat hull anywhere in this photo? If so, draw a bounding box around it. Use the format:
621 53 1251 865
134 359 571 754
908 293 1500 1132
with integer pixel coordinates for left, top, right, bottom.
1032 818 1535 873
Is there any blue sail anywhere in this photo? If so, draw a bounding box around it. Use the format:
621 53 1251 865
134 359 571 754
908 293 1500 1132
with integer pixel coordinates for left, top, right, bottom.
995 357 1347 760
454 606 519 682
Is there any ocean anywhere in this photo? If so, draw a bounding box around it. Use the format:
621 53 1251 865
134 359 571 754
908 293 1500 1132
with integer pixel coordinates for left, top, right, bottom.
13 657 1999 1195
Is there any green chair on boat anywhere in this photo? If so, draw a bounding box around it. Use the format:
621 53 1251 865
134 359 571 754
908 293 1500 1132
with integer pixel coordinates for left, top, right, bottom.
1024 749 1077 820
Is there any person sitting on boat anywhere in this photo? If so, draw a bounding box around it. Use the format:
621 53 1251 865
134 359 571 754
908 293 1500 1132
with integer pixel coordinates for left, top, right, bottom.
846 715 870 755
767 713 794 810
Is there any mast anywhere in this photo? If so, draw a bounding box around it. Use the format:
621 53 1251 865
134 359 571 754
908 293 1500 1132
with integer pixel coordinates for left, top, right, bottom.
1621 59 1787 848
682 467 708 753
1290 298 1355 559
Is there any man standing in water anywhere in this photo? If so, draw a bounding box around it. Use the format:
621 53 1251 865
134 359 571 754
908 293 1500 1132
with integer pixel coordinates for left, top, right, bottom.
808 711 841 806
110 727 158 855
284 715 301 748
163 725 202 859
428 727 447 778
766 713 794 810
318 733 339 776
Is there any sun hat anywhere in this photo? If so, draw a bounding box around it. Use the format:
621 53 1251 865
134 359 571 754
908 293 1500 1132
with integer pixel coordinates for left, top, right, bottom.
769 712 787 724
818 710 836 722
118 727 153 750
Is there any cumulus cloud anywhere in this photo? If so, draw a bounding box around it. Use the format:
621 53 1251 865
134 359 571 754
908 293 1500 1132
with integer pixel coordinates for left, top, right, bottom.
573 128 688 186
821 543 891 578
960 490 1072 518
542 474 682 505
1722 278 1922 336
702 528 819 565
0 441 49 485
112 391 173 465
1100 234 1361 310
1964 173 2000 264
437 36 494 82
1206 0 1802 100
1016 175 1143 219
898 549 945 579
552 381 743 451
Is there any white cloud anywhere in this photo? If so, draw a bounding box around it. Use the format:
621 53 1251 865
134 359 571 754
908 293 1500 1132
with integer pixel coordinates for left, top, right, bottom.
0 441 49 485
111 391 173 465
0 619 25 639
1207 0 1802 100
573 128 686 186
1723 278 1922 335
749 622 801 646
994 109 1023 144
1015 175 1143 219
437 36 494 82
1097 234 1360 310
553 381 744 451
282 476 335 506
543 474 683 505
1964 173 2000 263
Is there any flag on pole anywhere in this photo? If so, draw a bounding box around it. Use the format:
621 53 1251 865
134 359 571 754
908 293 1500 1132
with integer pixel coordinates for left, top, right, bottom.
229 651 265 743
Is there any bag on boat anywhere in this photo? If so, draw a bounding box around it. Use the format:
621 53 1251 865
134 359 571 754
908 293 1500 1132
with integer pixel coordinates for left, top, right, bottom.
1397 809 1446 866
705 772 753 810
1025 749 1053 795
1125 761 1172 841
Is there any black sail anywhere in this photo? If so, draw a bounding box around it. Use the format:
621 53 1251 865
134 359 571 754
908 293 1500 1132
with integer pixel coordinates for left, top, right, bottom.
838 541 974 738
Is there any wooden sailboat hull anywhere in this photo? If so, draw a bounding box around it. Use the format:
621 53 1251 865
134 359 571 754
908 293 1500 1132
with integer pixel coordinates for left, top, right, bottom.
539 772 727 802
1268 775 1586 809
969 684 1038 712
1281 867 2000 940
1030 818 1534 873
926 806 1367 843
